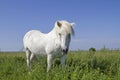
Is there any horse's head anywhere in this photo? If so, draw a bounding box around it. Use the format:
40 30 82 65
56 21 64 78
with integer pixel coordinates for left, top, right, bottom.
55 20 75 54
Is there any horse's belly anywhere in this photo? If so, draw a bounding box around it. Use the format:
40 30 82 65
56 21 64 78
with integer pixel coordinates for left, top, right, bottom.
30 45 47 55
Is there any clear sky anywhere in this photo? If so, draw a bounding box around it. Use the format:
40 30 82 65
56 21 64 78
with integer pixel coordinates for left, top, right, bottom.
0 0 120 51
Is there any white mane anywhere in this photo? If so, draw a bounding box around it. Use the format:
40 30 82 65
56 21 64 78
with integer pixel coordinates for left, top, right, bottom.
54 20 75 35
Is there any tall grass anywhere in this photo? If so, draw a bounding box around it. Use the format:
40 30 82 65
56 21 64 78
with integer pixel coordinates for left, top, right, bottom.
0 50 120 80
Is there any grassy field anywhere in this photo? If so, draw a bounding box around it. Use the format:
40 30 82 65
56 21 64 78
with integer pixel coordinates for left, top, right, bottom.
0 50 120 80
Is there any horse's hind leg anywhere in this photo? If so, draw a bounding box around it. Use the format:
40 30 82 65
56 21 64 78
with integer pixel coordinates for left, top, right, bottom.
30 53 35 61
29 53 35 68
25 48 32 70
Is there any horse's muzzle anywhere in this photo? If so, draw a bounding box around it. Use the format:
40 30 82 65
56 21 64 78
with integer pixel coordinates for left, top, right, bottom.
62 48 68 54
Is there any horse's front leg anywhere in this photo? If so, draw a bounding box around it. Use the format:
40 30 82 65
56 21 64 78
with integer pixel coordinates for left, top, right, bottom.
60 54 66 68
47 54 53 72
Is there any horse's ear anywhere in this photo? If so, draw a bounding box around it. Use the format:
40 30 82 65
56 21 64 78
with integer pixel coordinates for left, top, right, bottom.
57 21 62 28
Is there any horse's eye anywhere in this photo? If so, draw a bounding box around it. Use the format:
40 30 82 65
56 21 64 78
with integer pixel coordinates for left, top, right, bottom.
59 33 61 36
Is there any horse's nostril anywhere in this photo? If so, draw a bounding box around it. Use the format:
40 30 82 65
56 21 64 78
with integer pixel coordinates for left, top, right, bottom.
62 49 65 52
62 49 68 53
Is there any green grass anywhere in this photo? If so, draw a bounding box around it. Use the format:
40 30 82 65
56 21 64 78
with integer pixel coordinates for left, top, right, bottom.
0 50 120 80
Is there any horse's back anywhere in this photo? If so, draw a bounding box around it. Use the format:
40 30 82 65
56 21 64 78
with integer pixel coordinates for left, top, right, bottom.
23 30 45 50
24 30 44 40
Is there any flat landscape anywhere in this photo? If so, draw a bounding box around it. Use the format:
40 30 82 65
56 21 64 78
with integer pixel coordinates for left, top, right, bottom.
0 50 120 80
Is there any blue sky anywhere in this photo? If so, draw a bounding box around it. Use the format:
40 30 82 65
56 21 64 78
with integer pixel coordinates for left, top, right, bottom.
0 0 120 51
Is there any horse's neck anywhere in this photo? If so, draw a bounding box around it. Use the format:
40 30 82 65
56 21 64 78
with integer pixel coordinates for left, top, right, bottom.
47 28 59 40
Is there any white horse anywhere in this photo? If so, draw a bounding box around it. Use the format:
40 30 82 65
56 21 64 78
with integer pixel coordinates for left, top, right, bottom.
23 20 75 72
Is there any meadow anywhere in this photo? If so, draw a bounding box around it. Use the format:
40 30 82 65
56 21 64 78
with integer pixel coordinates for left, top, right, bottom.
0 50 120 80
